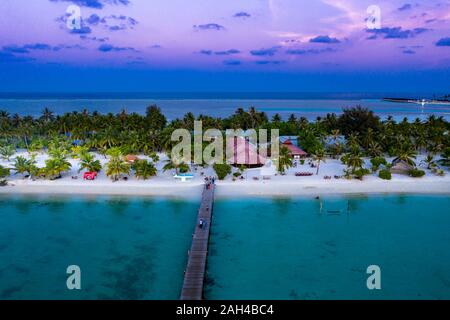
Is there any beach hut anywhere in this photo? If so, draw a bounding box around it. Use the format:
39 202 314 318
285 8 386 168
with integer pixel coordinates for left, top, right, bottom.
226 136 266 167
390 159 413 174
281 139 308 159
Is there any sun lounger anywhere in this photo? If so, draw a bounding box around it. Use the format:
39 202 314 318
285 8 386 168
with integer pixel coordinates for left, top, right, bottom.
174 173 194 182
295 172 313 176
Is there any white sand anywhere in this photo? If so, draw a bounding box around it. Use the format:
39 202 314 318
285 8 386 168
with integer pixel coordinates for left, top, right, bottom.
1 151 449 198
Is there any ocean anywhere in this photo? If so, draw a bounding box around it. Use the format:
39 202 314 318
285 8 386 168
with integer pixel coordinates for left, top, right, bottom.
0 92 448 120
205 194 450 299
0 194 199 299
0 193 449 300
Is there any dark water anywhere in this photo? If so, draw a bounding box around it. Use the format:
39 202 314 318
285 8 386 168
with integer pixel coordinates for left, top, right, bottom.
0 93 448 120
1 194 449 299
205 194 450 300
0 195 199 300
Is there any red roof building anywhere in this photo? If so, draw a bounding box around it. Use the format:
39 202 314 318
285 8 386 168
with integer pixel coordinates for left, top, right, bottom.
282 139 307 159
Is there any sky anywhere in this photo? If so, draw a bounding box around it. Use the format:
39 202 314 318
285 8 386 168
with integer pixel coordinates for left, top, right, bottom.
0 0 449 93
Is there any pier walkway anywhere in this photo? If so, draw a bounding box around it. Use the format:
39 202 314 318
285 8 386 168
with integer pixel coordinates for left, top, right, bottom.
180 182 215 300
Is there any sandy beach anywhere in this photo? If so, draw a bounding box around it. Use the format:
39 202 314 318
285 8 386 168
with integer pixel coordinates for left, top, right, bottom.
1 151 449 198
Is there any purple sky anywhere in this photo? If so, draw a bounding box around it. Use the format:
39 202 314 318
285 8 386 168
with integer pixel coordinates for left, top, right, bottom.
0 0 449 92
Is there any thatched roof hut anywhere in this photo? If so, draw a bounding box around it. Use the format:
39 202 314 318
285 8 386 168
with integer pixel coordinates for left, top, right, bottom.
226 136 266 167
390 159 413 174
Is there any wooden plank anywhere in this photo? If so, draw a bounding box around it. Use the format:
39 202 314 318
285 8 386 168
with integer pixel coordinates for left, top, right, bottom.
180 182 215 300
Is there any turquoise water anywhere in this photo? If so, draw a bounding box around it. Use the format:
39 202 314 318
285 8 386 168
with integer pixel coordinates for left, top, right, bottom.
0 195 199 300
205 195 450 300
1 194 449 300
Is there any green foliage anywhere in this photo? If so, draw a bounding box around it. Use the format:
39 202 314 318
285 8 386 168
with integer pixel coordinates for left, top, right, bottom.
28 138 46 153
106 156 130 181
338 106 380 136
393 145 417 167
78 153 102 173
370 156 387 172
213 163 232 180
44 157 72 180
408 168 425 178
378 169 392 180
0 106 448 169
178 162 190 173
12 156 33 177
437 147 450 168
297 130 322 154
310 145 326 175
277 146 293 174
0 165 10 178
71 145 89 159
149 152 160 163
233 172 241 178
132 159 157 180
0 145 15 161
344 150 364 173
146 105 167 131
106 147 123 158
353 168 371 180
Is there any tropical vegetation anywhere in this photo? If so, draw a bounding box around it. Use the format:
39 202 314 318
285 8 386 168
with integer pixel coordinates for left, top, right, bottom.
0 105 448 181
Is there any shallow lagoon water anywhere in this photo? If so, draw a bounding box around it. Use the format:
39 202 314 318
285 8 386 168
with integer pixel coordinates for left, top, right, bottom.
0 194 449 299
0 195 199 299
205 194 450 300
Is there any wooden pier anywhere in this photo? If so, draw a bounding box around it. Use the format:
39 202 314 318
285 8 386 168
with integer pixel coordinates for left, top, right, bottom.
180 182 215 300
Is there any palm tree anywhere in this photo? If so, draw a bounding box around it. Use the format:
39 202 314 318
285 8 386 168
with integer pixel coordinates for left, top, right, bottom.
393 145 417 167
346 152 364 173
149 152 160 163
277 146 293 174
18 121 33 150
29 138 45 154
106 147 123 158
133 160 157 180
329 142 344 159
0 145 15 161
311 146 326 175
331 129 340 141
163 156 189 174
346 133 360 152
12 156 31 177
106 156 130 181
420 154 435 169
0 165 10 185
438 148 450 168
78 153 102 173
367 141 382 157
41 108 55 122
44 157 71 180
71 145 89 159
